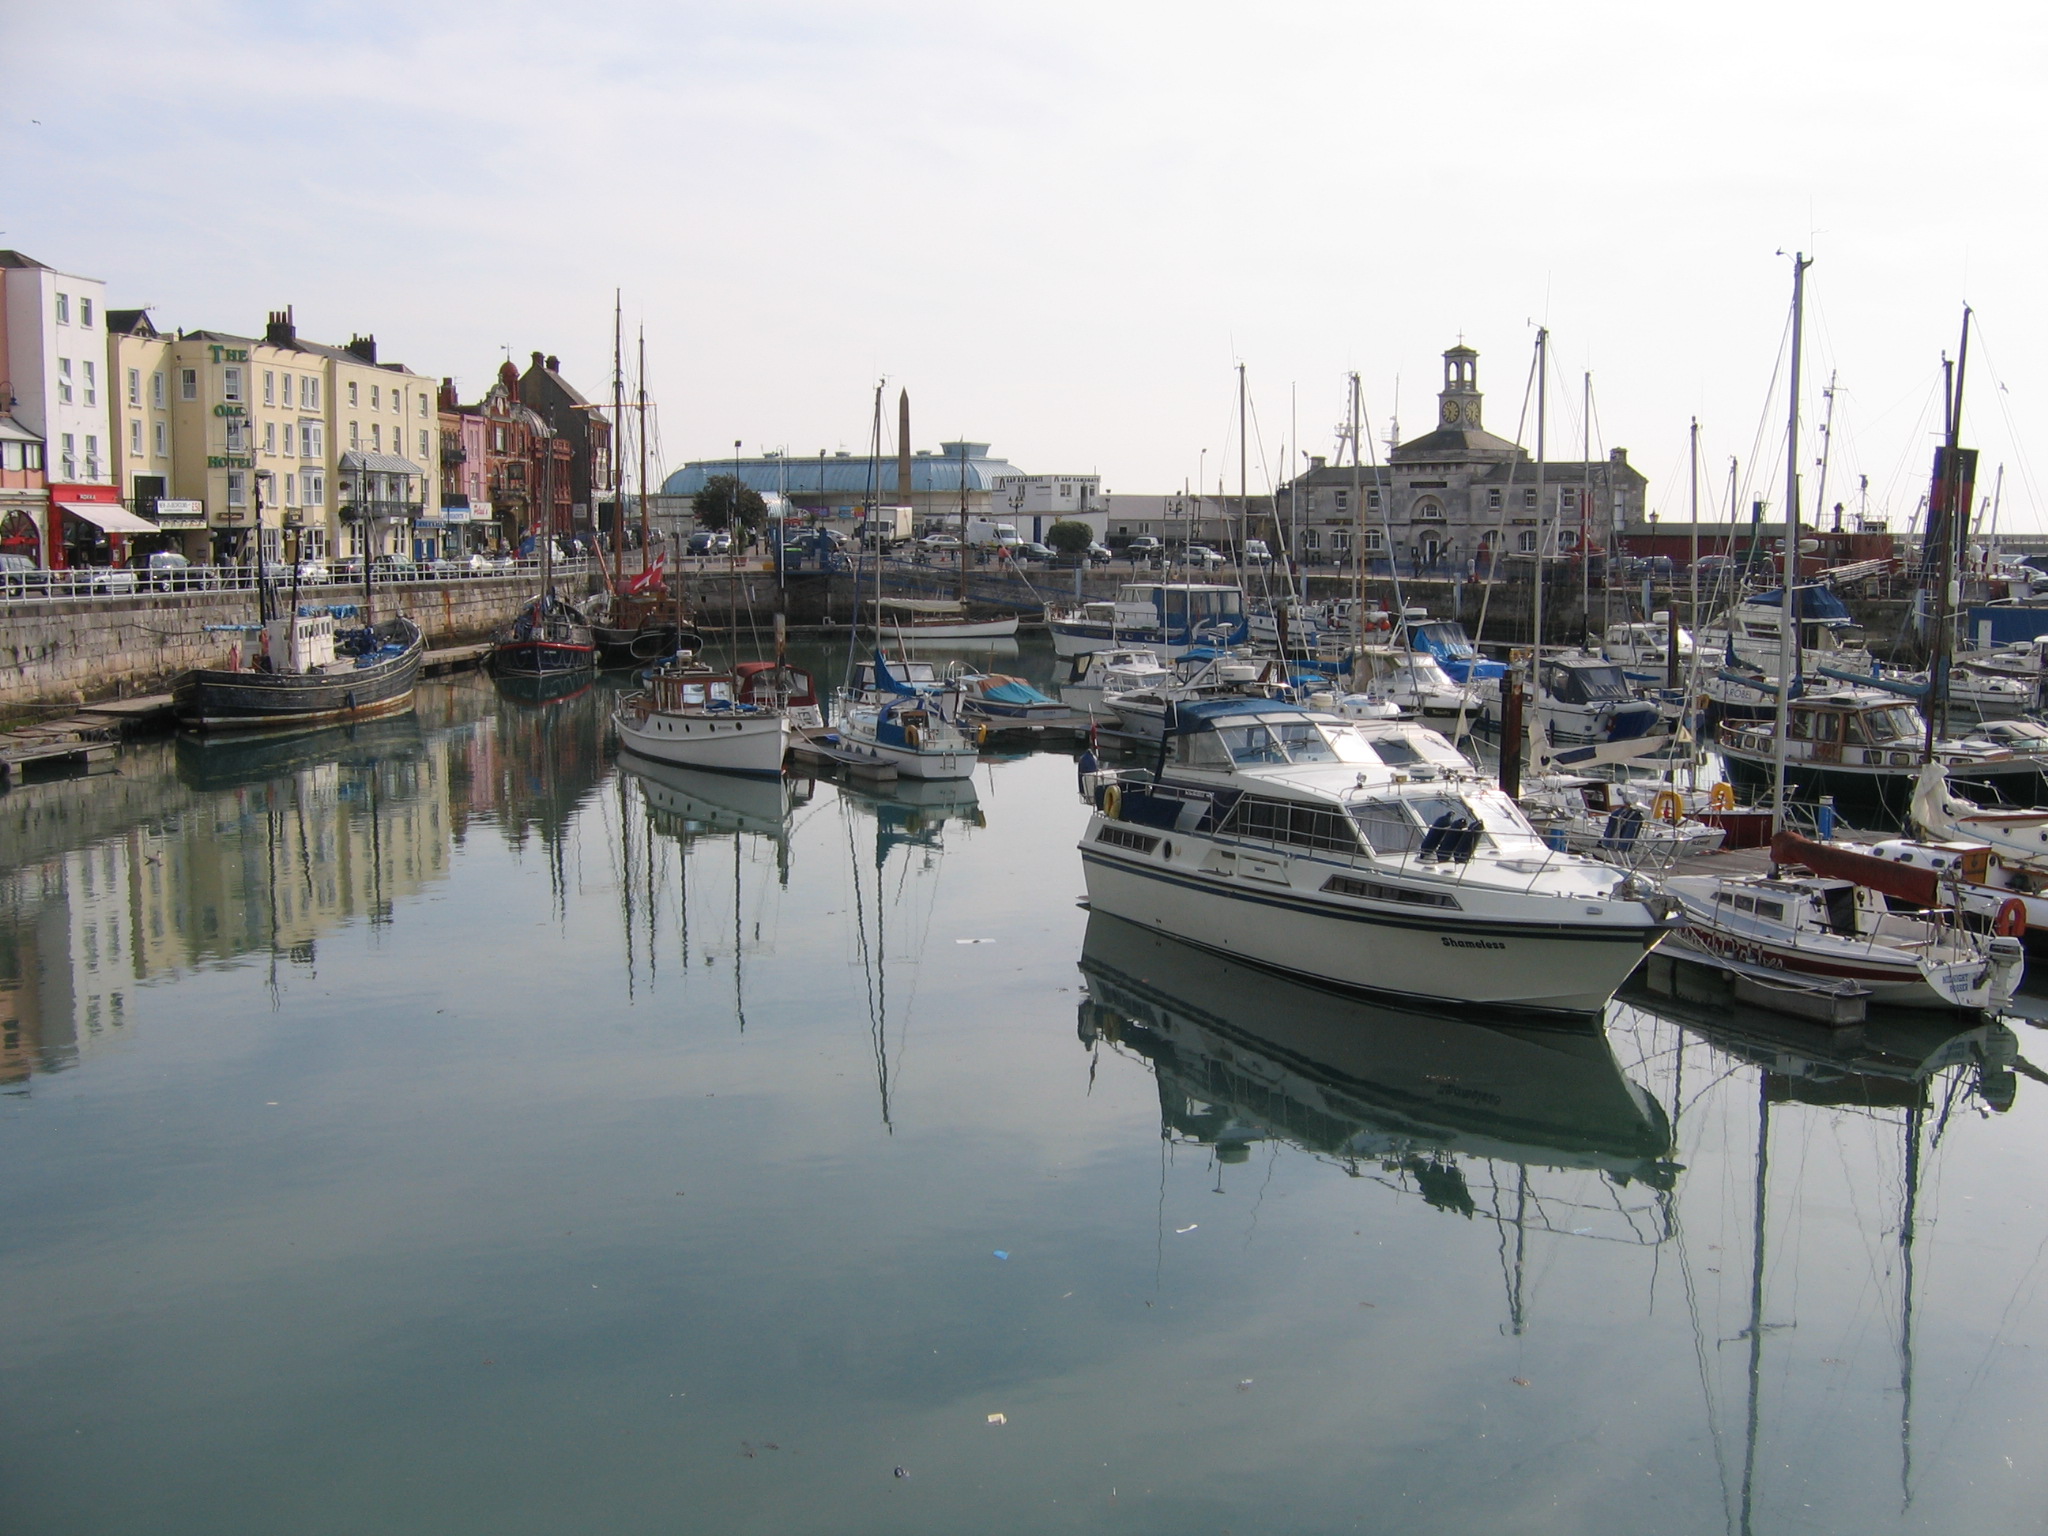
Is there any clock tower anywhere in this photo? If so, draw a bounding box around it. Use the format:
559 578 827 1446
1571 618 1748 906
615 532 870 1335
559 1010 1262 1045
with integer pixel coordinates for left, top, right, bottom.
1438 344 1482 430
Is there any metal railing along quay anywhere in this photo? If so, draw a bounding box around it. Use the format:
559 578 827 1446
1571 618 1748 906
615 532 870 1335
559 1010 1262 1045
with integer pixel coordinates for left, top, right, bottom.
0 556 598 606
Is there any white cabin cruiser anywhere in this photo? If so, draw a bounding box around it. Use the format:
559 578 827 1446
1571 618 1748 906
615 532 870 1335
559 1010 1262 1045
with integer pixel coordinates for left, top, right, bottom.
1048 582 1249 659
1598 616 1695 686
1105 651 1290 741
1078 697 1682 1015
1059 647 1171 720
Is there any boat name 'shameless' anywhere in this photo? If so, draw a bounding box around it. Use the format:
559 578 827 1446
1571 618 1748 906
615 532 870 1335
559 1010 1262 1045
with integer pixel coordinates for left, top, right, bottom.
1078 698 1681 1014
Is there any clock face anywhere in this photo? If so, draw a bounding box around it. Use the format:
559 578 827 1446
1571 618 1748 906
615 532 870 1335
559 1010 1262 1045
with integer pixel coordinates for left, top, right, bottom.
1442 400 1462 424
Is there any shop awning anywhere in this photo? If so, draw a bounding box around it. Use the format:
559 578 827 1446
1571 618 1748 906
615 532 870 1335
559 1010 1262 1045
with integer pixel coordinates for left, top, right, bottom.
60 501 158 534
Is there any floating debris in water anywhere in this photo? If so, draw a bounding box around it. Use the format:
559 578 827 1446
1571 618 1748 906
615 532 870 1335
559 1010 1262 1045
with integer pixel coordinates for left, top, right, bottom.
986 1413 1006 1426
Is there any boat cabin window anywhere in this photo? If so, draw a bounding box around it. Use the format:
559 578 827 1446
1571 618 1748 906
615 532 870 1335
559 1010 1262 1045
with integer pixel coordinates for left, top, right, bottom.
1172 730 1236 768
1714 890 1787 920
1842 713 1870 745
1220 795 1363 854
1350 793 1492 856
1545 663 1631 704
1861 705 1916 742
1788 709 1840 743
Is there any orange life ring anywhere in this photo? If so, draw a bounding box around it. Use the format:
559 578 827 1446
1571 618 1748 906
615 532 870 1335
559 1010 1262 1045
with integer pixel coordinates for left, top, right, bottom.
1995 897 2028 938
1103 783 1123 820
1709 781 1737 812
1651 789 1685 824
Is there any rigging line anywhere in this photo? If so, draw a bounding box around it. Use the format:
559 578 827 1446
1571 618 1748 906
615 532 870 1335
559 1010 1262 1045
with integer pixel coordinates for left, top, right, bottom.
1964 315 2048 530
1458 337 1544 738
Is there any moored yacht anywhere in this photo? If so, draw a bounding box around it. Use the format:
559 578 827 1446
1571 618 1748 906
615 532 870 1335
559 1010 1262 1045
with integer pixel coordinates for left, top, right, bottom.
1716 686 2048 813
1048 582 1248 659
613 659 791 778
1078 698 1682 1015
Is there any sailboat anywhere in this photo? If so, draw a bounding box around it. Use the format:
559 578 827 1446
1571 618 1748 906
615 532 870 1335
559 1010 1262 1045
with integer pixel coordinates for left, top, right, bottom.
490 428 595 679
586 309 684 666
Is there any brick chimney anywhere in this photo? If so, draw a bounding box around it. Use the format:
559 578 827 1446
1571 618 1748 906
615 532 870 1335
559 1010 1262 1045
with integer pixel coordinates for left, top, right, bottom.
545 354 560 372
530 350 545 372
438 376 459 412
265 306 297 346
347 334 378 364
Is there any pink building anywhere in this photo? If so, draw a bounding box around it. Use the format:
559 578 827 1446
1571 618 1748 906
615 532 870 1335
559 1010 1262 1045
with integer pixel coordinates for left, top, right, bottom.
437 379 492 551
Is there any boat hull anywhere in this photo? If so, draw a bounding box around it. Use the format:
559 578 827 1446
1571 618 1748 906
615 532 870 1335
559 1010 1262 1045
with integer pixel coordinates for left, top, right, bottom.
491 638 596 678
172 622 424 732
592 621 683 669
1079 843 1666 1016
864 617 1020 641
614 708 788 778
1720 749 2046 815
1663 922 2011 1008
832 728 977 780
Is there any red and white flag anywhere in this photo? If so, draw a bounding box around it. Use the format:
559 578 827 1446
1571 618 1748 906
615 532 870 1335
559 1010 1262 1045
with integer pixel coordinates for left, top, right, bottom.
623 556 666 595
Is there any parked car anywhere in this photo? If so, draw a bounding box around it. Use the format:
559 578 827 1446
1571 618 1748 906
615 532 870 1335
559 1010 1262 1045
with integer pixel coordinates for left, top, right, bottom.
1182 544 1226 570
1011 541 1057 565
0 552 48 594
920 534 962 552
372 553 420 581
1086 542 1112 566
87 564 139 595
1243 539 1274 566
1123 536 1163 561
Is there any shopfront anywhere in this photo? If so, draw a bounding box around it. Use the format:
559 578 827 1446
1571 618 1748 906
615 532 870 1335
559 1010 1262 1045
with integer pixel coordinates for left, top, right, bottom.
51 484 156 568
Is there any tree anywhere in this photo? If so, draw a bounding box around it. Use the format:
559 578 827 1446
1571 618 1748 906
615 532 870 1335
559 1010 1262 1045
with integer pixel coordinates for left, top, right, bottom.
1046 520 1095 558
693 475 768 545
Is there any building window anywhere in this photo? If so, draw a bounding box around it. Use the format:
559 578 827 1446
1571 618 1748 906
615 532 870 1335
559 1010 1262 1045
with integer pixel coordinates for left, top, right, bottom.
1367 490 1381 509
370 385 380 410
305 472 324 507
181 368 198 402
417 395 427 418
371 424 381 451
60 434 76 477
55 293 69 324
1523 488 1537 508
493 426 506 451
129 419 142 454
154 421 167 457
127 368 141 407
226 420 248 451
1559 528 1580 551
302 377 318 410
418 428 429 458
59 358 73 403
1518 529 1538 553
84 435 100 477
227 471 247 507
1302 528 1320 550
1331 530 1351 551
80 297 93 328
283 473 297 505
1414 500 1445 521
152 372 165 408
1488 488 1503 509
264 422 277 454
1362 528 1383 552
1334 489 1349 512
223 367 244 402
301 423 323 457
349 421 360 448
348 381 358 407
1558 488 1576 513
263 371 275 406
82 360 96 406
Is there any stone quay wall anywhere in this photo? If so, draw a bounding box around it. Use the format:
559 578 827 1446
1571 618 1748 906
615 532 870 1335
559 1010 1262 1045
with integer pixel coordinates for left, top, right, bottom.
0 575 558 711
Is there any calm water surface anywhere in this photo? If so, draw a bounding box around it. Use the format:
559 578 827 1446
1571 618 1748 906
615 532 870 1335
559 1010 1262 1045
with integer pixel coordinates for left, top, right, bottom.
3 652 2045 1535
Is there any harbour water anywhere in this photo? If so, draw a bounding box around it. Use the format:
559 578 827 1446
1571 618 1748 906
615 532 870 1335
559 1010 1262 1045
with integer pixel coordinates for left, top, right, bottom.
4 652 2046 1534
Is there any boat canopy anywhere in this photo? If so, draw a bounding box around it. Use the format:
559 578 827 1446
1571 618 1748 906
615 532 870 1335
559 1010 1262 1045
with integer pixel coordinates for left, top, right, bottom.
1749 584 1852 621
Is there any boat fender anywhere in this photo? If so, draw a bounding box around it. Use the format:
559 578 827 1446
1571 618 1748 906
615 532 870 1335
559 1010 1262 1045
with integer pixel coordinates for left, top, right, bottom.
1995 898 2028 938
1651 789 1685 824
1102 783 1122 820
1709 781 1737 811
976 722 989 746
905 723 921 748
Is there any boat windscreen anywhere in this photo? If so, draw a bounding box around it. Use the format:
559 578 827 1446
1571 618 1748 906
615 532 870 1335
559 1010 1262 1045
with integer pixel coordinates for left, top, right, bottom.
1414 621 1476 657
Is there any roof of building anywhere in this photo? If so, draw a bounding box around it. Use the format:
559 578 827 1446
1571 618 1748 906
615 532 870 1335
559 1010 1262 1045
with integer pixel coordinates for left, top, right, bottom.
0 250 50 270
339 450 427 475
1390 425 1527 461
106 308 160 337
662 444 1025 500
519 353 589 408
0 414 43 444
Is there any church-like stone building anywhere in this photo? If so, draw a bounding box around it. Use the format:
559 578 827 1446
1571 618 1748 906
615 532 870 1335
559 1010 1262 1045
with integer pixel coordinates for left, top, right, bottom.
1280 344 1646 572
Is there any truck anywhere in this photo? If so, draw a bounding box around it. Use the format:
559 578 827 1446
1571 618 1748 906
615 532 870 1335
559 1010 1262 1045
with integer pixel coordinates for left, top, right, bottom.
965 519 1021 547
860 504 917 544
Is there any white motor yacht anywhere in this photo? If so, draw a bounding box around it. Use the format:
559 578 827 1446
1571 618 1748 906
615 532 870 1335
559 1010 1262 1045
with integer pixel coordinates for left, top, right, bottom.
1078 697 1682 1015
1059 647 1170 720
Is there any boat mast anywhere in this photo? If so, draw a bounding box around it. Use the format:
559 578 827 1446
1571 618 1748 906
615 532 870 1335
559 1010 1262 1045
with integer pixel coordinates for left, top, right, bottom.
1238 362 1249 571
1349 374 1365 622
1769 253 1809 835
1688 417 1700 639
1924 308 1972 757
1738 1068 1772 1536
610 292 625 595
1582 370 1593 626
1532 327 1548 686
637 328 652 567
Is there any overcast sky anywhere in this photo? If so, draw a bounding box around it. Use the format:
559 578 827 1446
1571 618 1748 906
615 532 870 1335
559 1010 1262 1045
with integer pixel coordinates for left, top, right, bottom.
7 0 2045 528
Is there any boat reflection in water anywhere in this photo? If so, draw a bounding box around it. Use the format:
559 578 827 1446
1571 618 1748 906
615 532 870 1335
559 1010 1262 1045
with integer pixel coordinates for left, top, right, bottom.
1078 911 1675 1196
836 773 985 869
172 712 426 791
493 667 596 708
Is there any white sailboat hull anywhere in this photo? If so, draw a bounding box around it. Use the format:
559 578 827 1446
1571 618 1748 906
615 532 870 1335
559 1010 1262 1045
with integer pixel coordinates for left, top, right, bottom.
614 708 789 777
